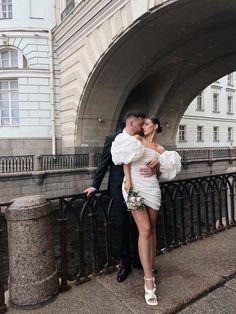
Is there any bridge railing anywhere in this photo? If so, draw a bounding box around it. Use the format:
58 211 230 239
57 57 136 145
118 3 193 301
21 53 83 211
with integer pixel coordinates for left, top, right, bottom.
0 148 235 174
1 172 236 309
40 154 90 170
47 171 236 291
0 155 33 173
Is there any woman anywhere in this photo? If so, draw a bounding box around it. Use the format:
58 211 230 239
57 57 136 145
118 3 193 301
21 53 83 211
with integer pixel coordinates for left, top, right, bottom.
111 117 181 306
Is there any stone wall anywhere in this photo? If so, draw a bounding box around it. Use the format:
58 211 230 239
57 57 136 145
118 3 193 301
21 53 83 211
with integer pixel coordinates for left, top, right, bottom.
0 168 108 203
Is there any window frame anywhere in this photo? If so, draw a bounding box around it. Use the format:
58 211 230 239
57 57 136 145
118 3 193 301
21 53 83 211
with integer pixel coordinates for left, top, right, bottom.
213 126 219 142
212 93 219 113
197 126 204 142
0 79 19 126
0 0 12 19
228 127 233 142
196 91 204 111
178 124 186 142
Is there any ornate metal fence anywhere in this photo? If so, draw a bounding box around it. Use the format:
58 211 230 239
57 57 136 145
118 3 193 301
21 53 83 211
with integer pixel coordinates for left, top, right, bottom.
0 155 33 173
1 172 236 309
47 172 236 291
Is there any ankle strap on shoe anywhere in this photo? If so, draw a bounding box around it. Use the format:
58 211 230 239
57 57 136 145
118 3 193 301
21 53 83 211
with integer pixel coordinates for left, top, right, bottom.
144 277 153 281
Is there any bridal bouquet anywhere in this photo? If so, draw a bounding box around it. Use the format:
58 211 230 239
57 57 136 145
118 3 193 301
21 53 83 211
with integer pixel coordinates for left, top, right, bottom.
126 190 145 211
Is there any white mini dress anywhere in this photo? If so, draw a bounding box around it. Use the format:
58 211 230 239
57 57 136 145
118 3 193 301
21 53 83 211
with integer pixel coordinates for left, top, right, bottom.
111 132 181 211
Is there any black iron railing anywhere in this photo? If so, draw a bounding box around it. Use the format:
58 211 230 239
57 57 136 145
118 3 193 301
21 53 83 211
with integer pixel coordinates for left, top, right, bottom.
46 172 236 291
0 155 33 173
0 202 12 314
1 172 236 308
40 154 89 170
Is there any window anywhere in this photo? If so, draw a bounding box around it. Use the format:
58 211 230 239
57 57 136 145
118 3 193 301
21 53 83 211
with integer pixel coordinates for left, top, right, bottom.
0 49 18 68
178 125 186 141
197 126 203 141
227 96 233 114
213 127 219 142
0 0 12 19
0 80 19 126
227 73 233 86
213 93 219 112
61 0 75 20
228 127 233 142
196 92 203 111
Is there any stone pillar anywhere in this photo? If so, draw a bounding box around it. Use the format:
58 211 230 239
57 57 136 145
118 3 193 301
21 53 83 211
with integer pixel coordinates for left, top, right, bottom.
89 153 96 167
6 195 58 308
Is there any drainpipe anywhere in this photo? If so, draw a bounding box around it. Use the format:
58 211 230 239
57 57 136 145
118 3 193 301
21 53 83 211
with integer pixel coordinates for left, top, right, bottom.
49 0 57 155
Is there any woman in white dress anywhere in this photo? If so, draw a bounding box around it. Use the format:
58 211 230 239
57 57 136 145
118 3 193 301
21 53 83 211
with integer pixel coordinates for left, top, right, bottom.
111 117 181 306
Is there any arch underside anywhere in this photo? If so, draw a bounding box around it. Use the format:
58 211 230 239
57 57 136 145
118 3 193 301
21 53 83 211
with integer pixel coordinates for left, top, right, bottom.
76 0 236 147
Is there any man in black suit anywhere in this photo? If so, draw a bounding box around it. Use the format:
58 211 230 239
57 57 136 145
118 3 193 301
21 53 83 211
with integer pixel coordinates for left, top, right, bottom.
84 111 155 282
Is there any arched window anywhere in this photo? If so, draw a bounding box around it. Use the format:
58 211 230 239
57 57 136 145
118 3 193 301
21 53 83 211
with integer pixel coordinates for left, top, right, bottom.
0 49 18 68
0 48 28 69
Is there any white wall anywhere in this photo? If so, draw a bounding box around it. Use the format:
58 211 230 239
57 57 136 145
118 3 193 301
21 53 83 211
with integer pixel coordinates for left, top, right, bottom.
0 0 54 29
176 73 236 148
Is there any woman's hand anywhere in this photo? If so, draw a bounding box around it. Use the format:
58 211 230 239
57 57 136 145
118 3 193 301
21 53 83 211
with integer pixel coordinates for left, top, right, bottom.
146 158 160 169
124 180 132 193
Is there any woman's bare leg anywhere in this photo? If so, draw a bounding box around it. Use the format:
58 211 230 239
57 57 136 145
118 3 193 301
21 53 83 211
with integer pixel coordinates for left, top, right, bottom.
146 207 158 270
131 209 153 290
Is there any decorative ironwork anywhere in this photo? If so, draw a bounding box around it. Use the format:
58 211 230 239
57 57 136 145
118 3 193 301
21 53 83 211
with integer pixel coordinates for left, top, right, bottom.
1 172 236 305
46 172 236 290
0 155 33 173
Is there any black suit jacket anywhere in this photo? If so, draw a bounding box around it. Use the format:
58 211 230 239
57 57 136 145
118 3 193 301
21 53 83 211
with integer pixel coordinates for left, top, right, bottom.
92 131 124 202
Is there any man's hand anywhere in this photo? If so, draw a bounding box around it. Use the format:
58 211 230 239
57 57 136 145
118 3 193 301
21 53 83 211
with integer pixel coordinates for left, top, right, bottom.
139 166 156 177
83 186 96 196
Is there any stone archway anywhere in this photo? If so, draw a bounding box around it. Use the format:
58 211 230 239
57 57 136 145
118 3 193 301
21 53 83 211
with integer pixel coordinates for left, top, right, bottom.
54 0 236 150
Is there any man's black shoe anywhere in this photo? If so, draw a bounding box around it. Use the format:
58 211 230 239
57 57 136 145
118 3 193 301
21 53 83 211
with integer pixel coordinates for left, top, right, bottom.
116 266 131 283
152 267 159 274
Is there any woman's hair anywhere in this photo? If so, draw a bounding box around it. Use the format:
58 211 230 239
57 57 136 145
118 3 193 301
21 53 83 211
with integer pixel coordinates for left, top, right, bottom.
149 117 162 133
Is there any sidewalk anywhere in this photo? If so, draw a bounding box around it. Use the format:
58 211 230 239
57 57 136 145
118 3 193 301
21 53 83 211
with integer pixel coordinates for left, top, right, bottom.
7 227 236 314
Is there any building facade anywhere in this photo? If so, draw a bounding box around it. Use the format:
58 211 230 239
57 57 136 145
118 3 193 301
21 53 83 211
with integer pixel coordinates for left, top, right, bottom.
0 0 61 156
176 73 236 149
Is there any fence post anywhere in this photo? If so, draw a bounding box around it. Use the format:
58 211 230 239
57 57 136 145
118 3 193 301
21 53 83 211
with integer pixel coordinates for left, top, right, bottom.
89 153 96 167
33 155 42 171
6 195 58 308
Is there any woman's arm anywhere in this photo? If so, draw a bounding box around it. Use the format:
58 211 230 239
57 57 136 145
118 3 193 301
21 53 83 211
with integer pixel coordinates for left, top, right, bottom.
123 163 132 193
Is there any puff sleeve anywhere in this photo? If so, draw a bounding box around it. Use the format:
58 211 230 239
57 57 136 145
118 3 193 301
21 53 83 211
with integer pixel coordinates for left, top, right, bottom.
159 151 181 181
111 133 144 165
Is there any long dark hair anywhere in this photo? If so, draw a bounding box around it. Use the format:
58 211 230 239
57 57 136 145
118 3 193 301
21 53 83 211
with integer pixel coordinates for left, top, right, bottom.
149 117 162 133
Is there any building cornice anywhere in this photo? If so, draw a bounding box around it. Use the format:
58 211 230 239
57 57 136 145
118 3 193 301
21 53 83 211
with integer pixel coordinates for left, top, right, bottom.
0 69 50 78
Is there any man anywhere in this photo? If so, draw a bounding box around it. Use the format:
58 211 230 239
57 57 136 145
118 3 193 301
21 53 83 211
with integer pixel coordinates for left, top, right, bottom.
84 111 155 282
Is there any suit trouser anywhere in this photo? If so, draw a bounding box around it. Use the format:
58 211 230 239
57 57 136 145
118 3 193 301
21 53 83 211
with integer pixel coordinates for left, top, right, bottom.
112 199 139 267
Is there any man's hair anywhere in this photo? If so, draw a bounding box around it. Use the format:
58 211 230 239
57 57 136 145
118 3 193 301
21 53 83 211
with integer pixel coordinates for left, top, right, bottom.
125 111 146 120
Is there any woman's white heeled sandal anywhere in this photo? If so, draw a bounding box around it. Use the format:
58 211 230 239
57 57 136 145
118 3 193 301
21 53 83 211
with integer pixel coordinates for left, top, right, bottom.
144 277 158 306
